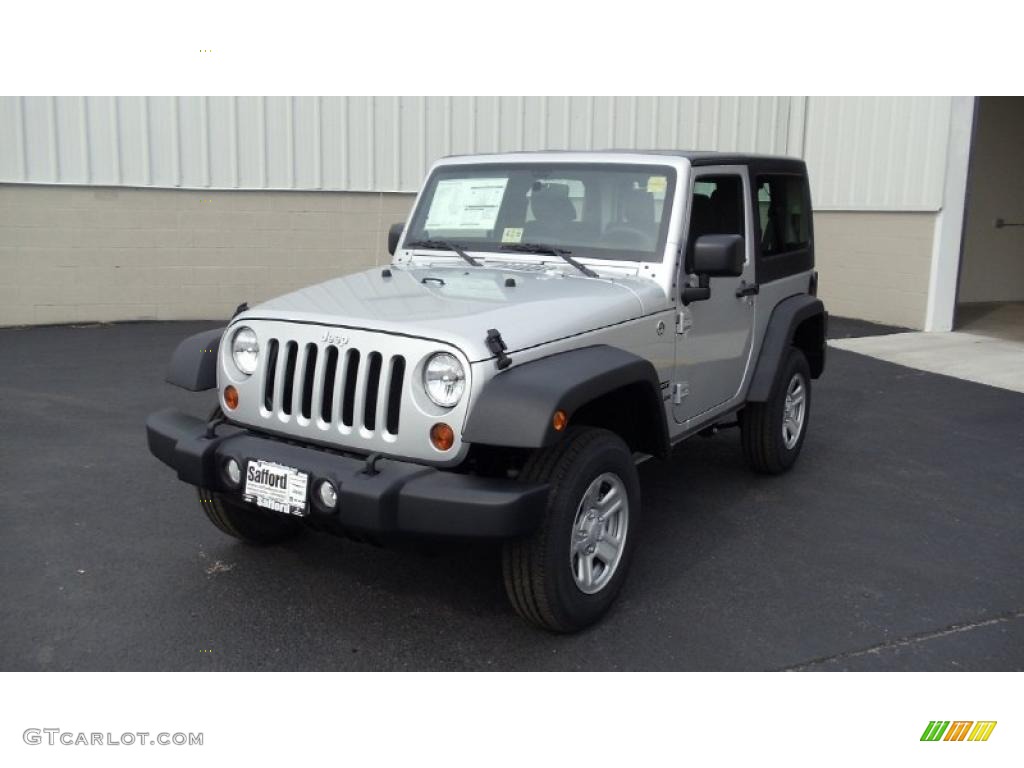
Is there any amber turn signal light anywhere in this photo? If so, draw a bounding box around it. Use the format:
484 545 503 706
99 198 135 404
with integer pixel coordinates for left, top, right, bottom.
552 409 567 431
223 385 239 410
430 422 455 451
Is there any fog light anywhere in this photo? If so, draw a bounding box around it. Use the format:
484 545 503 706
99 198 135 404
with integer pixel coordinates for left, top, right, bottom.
430 422 455 451
224 458 241 487
317 480 338 509
223 385 239 410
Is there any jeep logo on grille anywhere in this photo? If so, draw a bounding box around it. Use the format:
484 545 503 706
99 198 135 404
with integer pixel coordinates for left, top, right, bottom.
321 331 349 346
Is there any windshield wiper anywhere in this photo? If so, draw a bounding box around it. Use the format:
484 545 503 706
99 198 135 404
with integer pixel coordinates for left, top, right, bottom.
405 239 482 267
499 242 599 278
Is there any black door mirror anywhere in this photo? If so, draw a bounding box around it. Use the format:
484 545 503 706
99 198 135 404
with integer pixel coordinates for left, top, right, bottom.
693 234 744 277
387 222 405 256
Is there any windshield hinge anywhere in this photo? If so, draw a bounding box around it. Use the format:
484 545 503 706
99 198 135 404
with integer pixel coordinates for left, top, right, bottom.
486 329 512 370
676 309 692 336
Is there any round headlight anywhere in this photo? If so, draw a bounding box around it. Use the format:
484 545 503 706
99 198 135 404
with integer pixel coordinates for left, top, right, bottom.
423 352 465 408
231 326 259 375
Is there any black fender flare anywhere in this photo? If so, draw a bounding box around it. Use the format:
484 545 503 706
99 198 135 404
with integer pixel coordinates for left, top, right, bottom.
462 345 669 457
746 295 826 402
166 327 224 391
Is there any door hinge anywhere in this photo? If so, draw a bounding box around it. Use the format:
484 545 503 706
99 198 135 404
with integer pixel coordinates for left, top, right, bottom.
735 280 759 298
672 381 689 404
676 309 693 336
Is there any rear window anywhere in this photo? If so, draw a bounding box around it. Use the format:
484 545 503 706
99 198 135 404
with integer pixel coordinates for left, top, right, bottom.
756 175 810 256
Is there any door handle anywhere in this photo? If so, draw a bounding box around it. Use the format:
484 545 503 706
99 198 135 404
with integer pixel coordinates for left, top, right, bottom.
735 281 759 298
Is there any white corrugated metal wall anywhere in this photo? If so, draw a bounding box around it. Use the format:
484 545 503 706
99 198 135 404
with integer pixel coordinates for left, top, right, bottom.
0 96 956 210
801 96 952 210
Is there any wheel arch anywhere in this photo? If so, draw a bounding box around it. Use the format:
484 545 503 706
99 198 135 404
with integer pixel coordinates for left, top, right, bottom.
462 345 670 459
166 327 224 391
746 294 826 403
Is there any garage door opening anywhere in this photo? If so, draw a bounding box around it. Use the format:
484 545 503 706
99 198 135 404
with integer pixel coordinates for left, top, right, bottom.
955 97 1024 341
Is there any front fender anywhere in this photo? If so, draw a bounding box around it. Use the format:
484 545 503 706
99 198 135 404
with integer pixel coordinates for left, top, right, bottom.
462 345 668 456
165 327 224 391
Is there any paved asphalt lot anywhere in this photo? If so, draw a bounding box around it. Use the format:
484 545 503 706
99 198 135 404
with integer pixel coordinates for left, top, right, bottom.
1 318 1021 671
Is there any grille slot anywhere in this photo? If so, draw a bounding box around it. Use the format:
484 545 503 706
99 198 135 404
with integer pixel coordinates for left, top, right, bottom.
341 349 361 428
280 342 298 415
300 343 317 420
320 346 339 423
385 356 405 435
263 339 279 411
363 352 383 431
259 335 406 440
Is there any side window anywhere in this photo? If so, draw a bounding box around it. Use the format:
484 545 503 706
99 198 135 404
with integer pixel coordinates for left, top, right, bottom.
687 175 745 270
757 175 810 256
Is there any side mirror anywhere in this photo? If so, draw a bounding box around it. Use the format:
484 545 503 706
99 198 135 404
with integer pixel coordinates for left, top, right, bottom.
693 234 744 277
387 222 405 256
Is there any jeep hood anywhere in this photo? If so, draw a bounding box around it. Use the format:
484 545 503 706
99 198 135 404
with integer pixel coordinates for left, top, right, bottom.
239 264 668 361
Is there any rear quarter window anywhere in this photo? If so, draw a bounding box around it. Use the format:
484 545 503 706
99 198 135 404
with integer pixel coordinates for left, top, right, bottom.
756 175 810 257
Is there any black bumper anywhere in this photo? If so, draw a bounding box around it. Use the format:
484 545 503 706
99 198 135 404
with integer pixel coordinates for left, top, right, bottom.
145 408 547 539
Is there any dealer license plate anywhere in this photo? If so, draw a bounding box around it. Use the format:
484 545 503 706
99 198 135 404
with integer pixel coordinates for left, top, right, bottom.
243 460 310 517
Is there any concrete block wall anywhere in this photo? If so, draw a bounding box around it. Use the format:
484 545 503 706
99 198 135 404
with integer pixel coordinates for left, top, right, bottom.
813 211 936 330
0 184 415 326
1 183 936 330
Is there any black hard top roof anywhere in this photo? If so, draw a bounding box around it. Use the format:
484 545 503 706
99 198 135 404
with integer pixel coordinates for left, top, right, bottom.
442 148 806 171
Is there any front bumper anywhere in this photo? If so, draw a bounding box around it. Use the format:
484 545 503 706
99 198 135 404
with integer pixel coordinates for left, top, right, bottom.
145 408 547 539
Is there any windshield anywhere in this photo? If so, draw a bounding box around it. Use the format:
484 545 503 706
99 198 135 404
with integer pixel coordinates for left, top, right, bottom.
404 163 677 263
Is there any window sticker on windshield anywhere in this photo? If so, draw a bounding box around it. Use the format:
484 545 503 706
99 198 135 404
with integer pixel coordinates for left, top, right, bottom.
646 176 667 194
501 227 524 243
425 178 509 231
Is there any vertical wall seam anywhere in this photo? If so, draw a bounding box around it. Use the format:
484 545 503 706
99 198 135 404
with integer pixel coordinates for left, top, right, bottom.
650 97 659 147
586 96 595 150
419 96 428 181
286 96 295 188
392 96 401 190
313 96 323 190
563 95 571 149
111 97 122 185
200 95 211 187
517 96 525 151
366 96 375 190
48 95 61 182
539 97 548 149
629 96 637 147
16 96 28 180
340 96 348 189
443 96 452 155
691 97 700 147
172 96 182 187
493 96 501 152
231 95 241 189
80 96 91 183
258 96 268 188
141 96 152 186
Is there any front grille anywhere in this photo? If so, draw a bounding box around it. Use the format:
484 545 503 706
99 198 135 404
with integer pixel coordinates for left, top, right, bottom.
260 337 406 438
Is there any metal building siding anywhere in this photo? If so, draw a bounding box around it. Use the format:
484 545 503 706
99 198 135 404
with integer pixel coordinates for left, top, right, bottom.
0 96 952 210
802 96 952 210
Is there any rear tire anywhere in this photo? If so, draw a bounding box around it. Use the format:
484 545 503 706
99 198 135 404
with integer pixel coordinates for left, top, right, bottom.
502 427 639 633
198 489 302 545
741 345 811 474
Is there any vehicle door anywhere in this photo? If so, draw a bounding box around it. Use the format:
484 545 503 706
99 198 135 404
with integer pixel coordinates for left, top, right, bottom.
672 166 757 425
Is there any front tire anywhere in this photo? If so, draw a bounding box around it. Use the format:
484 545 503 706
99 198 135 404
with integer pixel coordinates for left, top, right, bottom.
198 489 302 545
502 427 639 633
740 345 812 474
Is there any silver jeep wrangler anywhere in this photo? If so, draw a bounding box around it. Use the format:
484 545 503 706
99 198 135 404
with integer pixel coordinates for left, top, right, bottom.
147 150 826 632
